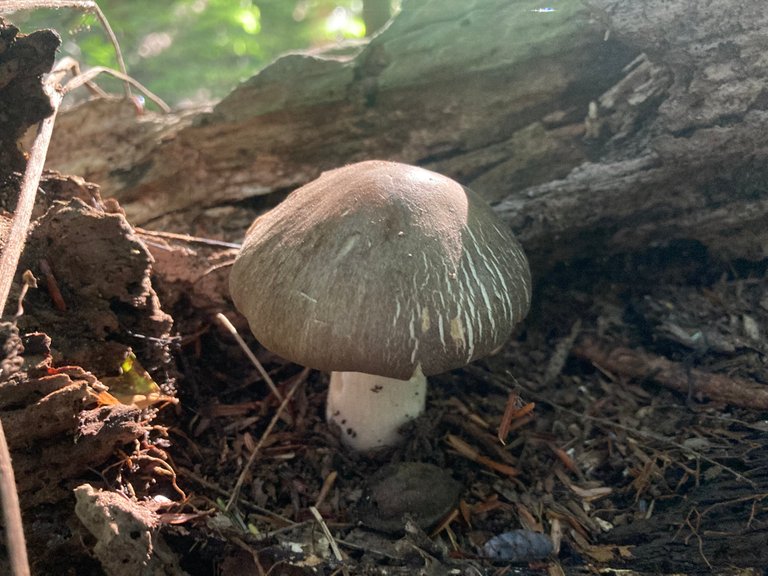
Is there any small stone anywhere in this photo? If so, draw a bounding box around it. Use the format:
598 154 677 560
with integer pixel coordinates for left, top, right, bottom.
358 462 461 533
482 530 554 562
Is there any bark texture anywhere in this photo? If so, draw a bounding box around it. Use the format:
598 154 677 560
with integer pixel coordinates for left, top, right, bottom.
36 0 768 271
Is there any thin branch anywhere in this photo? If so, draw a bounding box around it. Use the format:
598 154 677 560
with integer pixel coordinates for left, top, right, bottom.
573 337 768 409
89 1 130 97
178 466 296 526
216 313 283 402
135 227 242 250
225 374 304 511
309 505 347 573
0 86 62 317
0 419 30 576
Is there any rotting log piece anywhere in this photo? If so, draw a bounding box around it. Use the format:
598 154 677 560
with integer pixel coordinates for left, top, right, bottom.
0 323 150 573
4 174 175 377
0 171 176 574
573 336 768 409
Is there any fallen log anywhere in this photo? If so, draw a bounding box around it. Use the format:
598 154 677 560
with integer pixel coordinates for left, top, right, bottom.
35 0 768 269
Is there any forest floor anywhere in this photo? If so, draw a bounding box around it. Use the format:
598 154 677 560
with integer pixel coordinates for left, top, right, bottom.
3 181 768 576
127 237 768 574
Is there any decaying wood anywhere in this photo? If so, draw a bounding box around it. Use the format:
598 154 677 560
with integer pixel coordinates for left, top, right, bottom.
602 469 768 571
573 336 768 409
7 185 174 375
0 23 59 172
0 26 175 562
0 181 175 571
74 484 184 576
502 0 768 264
35 0 768 270
39 0 617 238
4 2 768 574
1 177 175 501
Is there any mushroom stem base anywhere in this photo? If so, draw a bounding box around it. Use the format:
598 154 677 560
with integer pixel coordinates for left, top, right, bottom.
326 370 427 451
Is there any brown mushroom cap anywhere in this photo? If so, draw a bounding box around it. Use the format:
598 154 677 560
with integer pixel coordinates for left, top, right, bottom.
229 160 531 380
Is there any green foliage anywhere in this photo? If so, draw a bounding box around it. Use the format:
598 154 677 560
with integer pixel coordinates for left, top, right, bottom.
11 0 369 105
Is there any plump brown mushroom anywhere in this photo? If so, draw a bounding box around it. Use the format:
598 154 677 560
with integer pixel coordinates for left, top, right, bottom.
229 160 531 450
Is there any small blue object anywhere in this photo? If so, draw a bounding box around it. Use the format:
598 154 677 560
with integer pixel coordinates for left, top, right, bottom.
482 530 554 562
531 8 556 12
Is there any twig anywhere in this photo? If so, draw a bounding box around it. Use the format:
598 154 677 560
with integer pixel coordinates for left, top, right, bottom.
216 313 284 402
225 375 303 511
86 1 130 97
38 258 66 311
0 86 61 317
135 227 242 250
309 505 346 571
331 536 403 562
497 390 534 445
51 57 110 99
178 466 295 526
12 271 37 320
0 419 30 576
445 433 520 477
61 66 170 113
230 535 266 576
1 0 131 98
196 260 237 283
134 454 186 499
314 470 337 508
675 507 712 569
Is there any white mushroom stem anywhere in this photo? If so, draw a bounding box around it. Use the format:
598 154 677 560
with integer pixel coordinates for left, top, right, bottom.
326 369 427 451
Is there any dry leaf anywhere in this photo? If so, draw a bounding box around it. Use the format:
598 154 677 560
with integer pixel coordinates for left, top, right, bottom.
102 351 177 409
446 434 520 476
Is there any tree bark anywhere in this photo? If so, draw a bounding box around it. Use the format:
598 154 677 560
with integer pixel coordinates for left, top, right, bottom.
36 0 768 269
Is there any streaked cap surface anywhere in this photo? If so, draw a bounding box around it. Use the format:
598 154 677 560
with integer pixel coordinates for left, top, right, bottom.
230 160 531 379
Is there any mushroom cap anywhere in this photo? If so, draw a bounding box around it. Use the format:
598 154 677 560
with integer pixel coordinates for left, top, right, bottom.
229 160 531 380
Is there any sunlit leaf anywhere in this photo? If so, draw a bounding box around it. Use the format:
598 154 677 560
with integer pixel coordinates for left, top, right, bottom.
101 351 177 409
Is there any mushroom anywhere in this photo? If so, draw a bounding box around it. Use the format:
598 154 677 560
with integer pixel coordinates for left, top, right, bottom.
229 160 531 451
